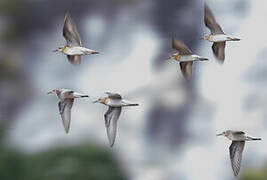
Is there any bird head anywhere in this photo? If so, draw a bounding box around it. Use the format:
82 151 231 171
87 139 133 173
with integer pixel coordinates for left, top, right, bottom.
202 34 210 40
167 53 180 61
216 130 231 137
216 131 226 137
53 46 66 52
93 97 107 104
47 89 59 95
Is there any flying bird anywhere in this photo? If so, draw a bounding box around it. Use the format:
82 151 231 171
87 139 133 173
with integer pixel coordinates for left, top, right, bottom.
48 89 89 133
217 130 261 176
169 37 208 80
203 4 240 63
93 92 139 147
54 11 99 65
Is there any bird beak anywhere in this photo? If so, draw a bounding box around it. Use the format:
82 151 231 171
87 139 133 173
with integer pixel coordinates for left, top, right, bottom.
200 37 204 40
216 133 223 136
53 49 58 52
92 100 99 103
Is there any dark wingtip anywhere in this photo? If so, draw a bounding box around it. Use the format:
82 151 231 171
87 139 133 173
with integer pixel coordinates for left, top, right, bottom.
232 38 241 41
109 142 114 148
128 103 139 106
82 95 89 98
92 51 99 54
65 129 69 134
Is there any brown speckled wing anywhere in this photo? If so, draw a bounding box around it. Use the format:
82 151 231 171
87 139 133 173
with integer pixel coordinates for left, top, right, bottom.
204 4 224 34
67 55 81 65
104 107 122 147
172 38 192 55
229 141 245 176
212 42 225 63
63 11 81 46
180 62 193 80
58 98 74 134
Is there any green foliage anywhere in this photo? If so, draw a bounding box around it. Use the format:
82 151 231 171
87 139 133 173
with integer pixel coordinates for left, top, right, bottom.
0 136 126 180
241 167 267 180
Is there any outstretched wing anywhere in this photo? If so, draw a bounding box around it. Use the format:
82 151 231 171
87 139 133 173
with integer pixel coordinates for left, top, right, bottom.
58 99 74 133
63 11 81 46
104 107 122 147
172 37 192 55
67 55 81 65
204 4 224 34
212 42 225 63
229 141 245 176
180 62 193 80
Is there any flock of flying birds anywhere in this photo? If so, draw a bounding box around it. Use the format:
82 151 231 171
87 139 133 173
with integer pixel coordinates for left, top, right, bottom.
46 3 261 177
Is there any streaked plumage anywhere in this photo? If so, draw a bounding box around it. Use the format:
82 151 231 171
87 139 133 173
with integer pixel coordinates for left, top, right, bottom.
169 37 208 80
48 89 89 133
217 130 261 176
203 4 240 63
93 92 139 147
54 11 99 65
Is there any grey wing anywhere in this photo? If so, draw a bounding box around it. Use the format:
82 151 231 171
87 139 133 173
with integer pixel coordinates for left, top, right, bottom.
212 42 225 63
172 37 192 55
232 131 245 135
63 11 81 46
58 99 74 134
229 141 245 176
104 107 122 147
204 4 224 34
61 90 74 99
67 55 81 65
105 92 122 100
180 62 193 80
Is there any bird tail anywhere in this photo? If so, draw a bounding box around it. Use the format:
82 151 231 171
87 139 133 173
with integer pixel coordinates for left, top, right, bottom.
121 99 139 106
91 51 99 54
199 57 209 61
73 92 89 98
251 138 261 141
247 136 261 141
127 103 139 106
229 37 241 41
86 49 99 55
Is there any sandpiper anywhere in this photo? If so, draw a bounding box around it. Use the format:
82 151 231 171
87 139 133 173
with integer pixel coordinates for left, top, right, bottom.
93 92 139 147
203 4 240 63
48 89 89 133
53 11 99 65
169 37 208 80
217 130 261 176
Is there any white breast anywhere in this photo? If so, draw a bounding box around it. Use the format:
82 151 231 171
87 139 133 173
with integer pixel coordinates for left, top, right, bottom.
64 47 85 55
179 55 194 62
210 34 229 42
106 99 123 107
179 55 199 62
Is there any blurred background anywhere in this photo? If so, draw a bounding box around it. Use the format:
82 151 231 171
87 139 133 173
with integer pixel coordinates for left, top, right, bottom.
0 0 267 179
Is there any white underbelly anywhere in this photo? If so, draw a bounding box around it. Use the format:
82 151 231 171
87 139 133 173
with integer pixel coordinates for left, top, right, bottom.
106 99 123 107
210 34 229 42
179 55 197 62
64 47 95 55
64 47 84 55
